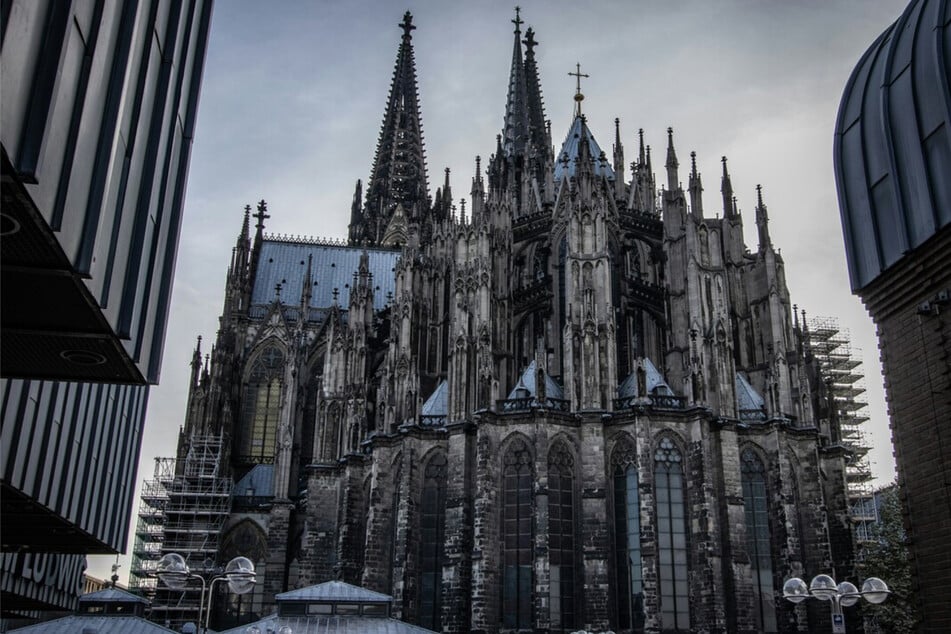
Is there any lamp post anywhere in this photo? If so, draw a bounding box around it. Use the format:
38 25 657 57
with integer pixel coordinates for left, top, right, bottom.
783 574 889 633
156 552 257 633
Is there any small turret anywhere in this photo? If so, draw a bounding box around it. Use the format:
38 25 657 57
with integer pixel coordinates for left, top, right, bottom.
470 155 485 223
300 254 313 310
755 184 772 251
613 118 625 200
190 336 203 388
638 127 646 166
721 157 734 218
347 180 363 244
688 151 703 219
442 167 452 219
665 127 679 193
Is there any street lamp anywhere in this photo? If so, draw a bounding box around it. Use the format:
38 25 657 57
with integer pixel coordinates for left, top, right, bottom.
783 574 889 633
157 552 257 633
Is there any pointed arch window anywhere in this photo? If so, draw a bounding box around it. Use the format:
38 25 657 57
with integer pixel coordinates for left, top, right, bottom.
548 442 577 631
502 439 533 630
741 449 777 632
654 437 690 631
418 452 446 630
239 345 285 463
612 439 645 633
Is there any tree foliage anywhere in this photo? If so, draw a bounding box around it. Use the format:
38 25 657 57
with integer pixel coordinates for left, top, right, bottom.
859 484 920 633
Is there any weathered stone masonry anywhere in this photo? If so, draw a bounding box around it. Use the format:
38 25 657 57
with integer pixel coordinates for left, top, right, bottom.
158 9 858 634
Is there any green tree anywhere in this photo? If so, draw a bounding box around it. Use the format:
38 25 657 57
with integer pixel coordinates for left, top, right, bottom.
859 484 920 633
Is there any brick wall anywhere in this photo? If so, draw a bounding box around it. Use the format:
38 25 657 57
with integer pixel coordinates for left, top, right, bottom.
861 228 951 634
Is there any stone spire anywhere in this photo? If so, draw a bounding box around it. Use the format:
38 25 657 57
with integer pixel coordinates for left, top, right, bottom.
721 156 734 218
522 27 549 160
688 151 703 218
755 184 772 250
613 118 625 200
300 254 313 310
502 7 530 160
665 127 679 192
347 179 363 244
470 155 485 222
190 335 203 388
361 11 430 245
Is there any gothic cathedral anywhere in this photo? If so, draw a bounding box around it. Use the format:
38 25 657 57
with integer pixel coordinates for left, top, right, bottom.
154 10 856 634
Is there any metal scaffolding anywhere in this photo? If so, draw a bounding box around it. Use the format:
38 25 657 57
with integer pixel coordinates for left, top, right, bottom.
129 434 232 631
807 316 876 543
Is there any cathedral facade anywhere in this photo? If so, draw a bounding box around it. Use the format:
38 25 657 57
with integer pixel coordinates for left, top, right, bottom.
163 11 855 634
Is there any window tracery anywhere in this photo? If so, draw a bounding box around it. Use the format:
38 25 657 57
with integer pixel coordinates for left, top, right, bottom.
654 437 689 631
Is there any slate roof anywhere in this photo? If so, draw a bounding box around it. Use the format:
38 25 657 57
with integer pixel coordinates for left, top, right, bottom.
735 373 766 411
420 380 448 416
79 587 150 605
11 616 176 634
234 464 274 497
218 614 438 634
553 115 616 181
617 358 674 398
251 239 400 311
507 360 564 399
219 581 438 634
277 580 391 603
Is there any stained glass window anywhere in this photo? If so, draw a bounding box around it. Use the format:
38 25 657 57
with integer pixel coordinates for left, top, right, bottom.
613 438 644 632
741 449 777 632
239 345 284 462
654 437 689 631
548 442 576 631
418 452 446 630
502 439 533 630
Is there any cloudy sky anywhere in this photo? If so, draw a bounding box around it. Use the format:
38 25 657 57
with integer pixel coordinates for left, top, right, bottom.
90 0 910 581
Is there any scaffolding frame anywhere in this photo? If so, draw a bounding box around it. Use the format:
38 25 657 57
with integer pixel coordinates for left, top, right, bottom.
807 316 876 543
129 434 232 631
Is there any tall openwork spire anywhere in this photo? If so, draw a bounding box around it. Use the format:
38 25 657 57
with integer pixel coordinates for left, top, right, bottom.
522 27 549 158
357 11 430 246
502 7 530 160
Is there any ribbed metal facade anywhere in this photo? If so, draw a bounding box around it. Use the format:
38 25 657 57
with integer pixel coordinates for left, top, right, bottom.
0 378 149 554
833 0 951 292
1 0 214 384
0 0 213 618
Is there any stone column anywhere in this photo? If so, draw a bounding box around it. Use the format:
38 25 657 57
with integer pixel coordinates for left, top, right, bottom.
579 413 610 630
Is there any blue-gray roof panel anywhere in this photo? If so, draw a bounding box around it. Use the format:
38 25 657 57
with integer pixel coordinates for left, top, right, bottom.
218 614 438 634
554 116 616 181
11 616 176 633
251 240 400 311
277 580 392 603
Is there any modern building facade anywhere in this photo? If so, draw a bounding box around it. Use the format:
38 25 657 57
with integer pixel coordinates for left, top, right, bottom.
136 11 860 634
833 0 951 631
1 0 213 621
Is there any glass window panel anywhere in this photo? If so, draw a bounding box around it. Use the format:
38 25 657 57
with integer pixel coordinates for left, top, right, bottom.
503 443 533 629
741 449 777 633
655 440 689 630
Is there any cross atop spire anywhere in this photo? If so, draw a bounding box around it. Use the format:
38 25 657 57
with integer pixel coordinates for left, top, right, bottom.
569 62 589 117
399 11 415 37
254 200 270 231
512 6 523 33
